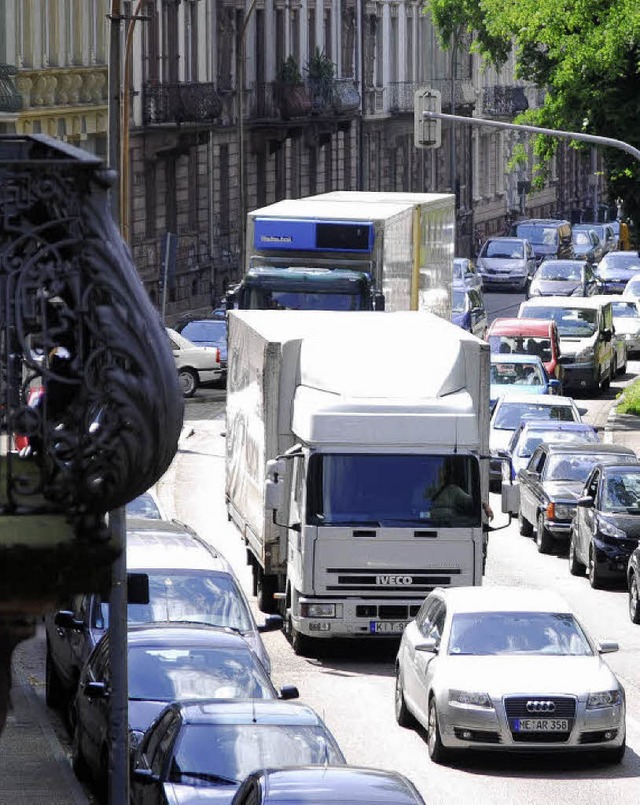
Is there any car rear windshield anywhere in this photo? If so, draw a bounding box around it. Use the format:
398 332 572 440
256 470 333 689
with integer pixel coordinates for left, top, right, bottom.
520 305 597 337
452 289 467 312
488 335 552 363
517 428 598 458
490 362 544 386
546 453 636 482
448 612 593 656
515 225 558 246
181 321 226 343
493 402 576 430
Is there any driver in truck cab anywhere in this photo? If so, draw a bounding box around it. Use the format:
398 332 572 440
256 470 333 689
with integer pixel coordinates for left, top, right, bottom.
426 458 494 523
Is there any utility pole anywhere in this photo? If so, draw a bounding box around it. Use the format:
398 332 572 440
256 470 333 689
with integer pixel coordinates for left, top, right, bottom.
107 4 128 805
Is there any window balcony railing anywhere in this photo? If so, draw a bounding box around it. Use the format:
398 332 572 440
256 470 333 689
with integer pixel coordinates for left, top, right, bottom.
247 79 360 122
388 82 423 114
143 82 223 126
364 86 385 116
427 78 477 111
0 64 22 113
481 86 529 118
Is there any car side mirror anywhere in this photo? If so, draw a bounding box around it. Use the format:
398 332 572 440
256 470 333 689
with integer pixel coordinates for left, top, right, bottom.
577 496 594 508
279 684 300 700
548 379 561 393
528 470 540 480
258 614 284 633
54 611 85 631
132 768 156 784
603 329 612 342
84 681 109 699
415 637 439 654
597 641 619 654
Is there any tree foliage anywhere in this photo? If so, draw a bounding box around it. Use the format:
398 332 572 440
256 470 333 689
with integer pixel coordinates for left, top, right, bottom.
425 0 640 224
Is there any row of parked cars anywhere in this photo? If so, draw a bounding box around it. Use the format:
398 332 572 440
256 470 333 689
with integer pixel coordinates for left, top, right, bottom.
45 493 425 804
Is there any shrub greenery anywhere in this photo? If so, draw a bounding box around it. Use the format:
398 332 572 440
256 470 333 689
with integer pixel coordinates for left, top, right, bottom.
617 377 640 415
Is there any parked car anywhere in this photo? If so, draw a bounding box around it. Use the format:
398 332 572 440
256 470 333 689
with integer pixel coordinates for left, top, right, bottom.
451 286 488 338
394 586 625 764
576 222 617 255
526 259 600 298
570 463 640 587
500 419 599 484
130 700 346 804
125 490 166 521
453 257 483 292
511 443 637 554
71 624 298 796
627 545 640 623
45 519 282 713
489 393 582 489
490 354 559 408
605 297 640 357
508 219 574 264
622 272 640 303
571 227 605 264
596 251 640 294
231 766 426 805
486 317 564 390
518 296 615 393
476 237 536 290
166 326 222 397
175 317 228 383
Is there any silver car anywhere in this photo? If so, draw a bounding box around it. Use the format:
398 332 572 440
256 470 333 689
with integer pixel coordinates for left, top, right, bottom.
476 237 537 291
395 586 625 764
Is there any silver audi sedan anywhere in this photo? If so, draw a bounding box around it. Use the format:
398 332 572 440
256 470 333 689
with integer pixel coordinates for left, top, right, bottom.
395 586 625 764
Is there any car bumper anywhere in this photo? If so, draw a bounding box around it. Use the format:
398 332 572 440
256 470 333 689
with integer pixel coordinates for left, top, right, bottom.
599 281 627 294
479 274 528 289
436 693 625 752
561 361 599 390
593 538 638 578
540 518 573 540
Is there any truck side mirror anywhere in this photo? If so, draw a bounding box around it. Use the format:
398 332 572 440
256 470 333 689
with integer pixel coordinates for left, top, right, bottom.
266 458 286 480
264 478 284 511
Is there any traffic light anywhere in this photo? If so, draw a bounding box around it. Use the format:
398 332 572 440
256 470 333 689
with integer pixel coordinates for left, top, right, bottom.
414 88 442 149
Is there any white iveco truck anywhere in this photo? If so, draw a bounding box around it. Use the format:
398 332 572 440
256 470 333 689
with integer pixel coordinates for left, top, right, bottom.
225 310 490 654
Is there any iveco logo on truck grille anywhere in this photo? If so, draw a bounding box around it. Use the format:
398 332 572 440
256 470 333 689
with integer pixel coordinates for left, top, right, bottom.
376 575 413 586
526 700 556 713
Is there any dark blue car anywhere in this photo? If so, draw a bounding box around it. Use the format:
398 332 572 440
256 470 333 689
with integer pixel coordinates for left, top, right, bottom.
451 286 488 338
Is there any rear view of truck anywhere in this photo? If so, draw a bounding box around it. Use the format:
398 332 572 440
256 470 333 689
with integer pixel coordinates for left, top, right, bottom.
226 311 490 654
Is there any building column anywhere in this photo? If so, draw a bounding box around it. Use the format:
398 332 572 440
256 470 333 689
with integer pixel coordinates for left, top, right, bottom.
398 3 406 83
300 0 309 67
265 0 276 80
382 2 391 109
315 0 324 54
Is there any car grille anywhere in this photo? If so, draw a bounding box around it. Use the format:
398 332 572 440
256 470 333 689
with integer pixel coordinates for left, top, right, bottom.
504 696 576 719
327 567 461 592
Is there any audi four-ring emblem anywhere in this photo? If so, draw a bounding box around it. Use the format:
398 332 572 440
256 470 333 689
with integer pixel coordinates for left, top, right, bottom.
526 700 556 713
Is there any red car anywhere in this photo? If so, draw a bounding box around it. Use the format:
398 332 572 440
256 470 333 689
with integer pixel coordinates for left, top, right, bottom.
487 317 564 391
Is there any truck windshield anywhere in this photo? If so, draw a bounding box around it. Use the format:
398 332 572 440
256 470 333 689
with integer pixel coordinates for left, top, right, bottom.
245 289 364 310
307 454 481 528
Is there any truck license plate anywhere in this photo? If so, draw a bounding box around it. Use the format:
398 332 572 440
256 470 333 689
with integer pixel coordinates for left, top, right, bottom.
513 719 570 732
370 621 406 634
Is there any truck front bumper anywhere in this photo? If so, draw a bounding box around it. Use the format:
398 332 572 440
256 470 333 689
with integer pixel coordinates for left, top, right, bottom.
291 596 429 639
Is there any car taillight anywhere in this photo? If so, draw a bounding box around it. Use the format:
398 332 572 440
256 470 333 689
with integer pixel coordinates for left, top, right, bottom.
216 347 220 363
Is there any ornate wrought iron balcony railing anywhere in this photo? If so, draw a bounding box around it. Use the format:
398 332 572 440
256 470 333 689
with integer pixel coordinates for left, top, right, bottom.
143 82 223 126
388 82 422 113
427 78 477 111
248 79 360 122
481 86 530 118
0 65 22 113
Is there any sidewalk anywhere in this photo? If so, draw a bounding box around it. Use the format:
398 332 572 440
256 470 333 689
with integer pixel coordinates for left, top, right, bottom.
0 634 88 805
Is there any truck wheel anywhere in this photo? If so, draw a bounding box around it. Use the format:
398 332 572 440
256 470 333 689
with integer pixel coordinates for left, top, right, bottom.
257 574 279 614
178 368 198 398
287 614 313 657
536 514 554 554
518 512 533 538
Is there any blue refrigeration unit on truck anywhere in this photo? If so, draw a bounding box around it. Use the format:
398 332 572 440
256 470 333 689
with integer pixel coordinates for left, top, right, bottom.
225 310 490 655
227 191 455 318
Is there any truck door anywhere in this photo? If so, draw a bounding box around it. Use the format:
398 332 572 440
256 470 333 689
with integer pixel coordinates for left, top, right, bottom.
287 456 305 587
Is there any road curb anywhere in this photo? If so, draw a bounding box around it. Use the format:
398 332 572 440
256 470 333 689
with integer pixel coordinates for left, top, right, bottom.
603 400 618 444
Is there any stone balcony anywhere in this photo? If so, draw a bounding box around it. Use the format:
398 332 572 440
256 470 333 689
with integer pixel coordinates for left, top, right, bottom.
143 82 223 126
14 65 107 109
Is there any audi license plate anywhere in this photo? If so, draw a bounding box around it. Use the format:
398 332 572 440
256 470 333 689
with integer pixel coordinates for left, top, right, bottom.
513 718 570 732
370 621 406 634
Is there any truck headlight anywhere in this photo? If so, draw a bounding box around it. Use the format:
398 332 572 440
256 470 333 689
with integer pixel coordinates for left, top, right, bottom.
449 690 494 709
575 345 595 362
587 690 621 709
300 603 337 618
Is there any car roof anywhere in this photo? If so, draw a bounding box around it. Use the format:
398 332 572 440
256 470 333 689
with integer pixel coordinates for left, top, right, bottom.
487 318 555 336
125 518 230 572
595 295 639 305
430 585 573 614
178 699 324 726
123 623 254 649
493 393 576 407
544 443 635 456
255 766 424 804
514 218 570 226
485 236 527 243
598 463 640 474
490 353 544 366
517 420 593 433
521 295 609 310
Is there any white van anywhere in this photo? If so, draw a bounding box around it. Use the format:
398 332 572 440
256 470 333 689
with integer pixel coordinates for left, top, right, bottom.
518 296 614 393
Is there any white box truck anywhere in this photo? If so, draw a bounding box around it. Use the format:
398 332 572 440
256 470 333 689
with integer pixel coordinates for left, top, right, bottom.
225 310 490 654
229 192 455 319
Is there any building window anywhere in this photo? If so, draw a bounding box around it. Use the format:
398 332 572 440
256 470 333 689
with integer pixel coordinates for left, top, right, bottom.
184 0 198 82
217 7 234 90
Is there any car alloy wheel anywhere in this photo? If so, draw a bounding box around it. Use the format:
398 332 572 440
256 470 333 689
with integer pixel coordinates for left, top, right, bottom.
629 574 640 624
568 534 585 577
427 697 451 764
178 368 198 398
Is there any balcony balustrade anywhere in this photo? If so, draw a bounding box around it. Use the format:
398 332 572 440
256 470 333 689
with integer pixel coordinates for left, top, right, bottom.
481 86 530 118
248 79 360 122
427 78 477 111
388 82 422 113
14 65 107 109
143 82 223 126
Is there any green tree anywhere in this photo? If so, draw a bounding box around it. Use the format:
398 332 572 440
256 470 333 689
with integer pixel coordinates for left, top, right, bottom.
425 0 640 226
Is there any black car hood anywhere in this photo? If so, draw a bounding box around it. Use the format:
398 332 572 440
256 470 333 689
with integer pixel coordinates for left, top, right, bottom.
599 512 640 539
543 481 583 500
533 279 580 296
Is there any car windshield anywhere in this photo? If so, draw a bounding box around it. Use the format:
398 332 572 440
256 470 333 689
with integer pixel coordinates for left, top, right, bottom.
546 453 634 482
126 493 162 520
517 429 598 458
128 645 273 702
490 362 544 386
537 263 581 281
493 402 576 431
97 571 254 633
612 301 640 318
181 321 227 344
489 335 552 363
520 305 597 337
625 281 640 297
448 612 593 656
307 453 481 527
515 225 558 246
484 241 523 259
169 723 343 785
602 471 640 512
452 290 467 312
